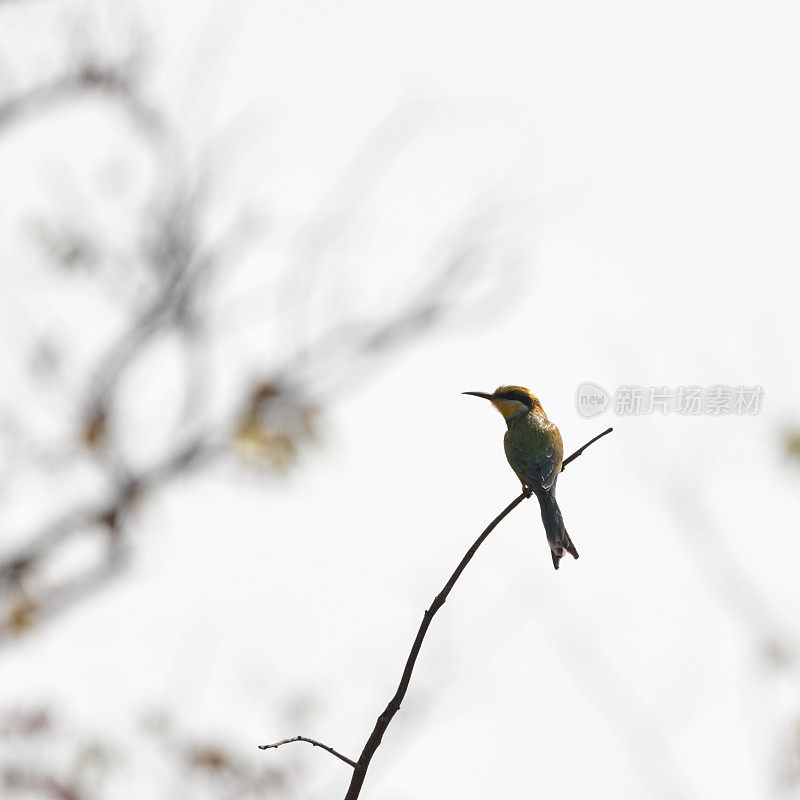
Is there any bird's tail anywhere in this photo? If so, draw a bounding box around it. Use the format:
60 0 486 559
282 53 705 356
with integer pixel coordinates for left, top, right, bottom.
535 490 579 570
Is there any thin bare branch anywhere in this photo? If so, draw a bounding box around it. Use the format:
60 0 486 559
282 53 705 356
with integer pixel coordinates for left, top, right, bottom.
340 491 527 798
258 736 357 768
261 428 613 799
561 426 613 471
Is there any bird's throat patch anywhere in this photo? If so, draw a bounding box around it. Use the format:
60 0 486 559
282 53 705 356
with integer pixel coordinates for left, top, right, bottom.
490 398 529 420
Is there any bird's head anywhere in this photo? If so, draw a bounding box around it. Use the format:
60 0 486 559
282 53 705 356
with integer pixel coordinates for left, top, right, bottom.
462 385 544 420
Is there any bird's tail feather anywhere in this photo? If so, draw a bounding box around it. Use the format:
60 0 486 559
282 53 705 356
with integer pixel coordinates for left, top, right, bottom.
536 490 578 570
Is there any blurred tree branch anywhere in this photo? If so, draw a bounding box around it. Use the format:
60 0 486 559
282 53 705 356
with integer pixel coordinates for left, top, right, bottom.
0 66 128 134
1 704 294 800
0 16 525 642
260 428 613 799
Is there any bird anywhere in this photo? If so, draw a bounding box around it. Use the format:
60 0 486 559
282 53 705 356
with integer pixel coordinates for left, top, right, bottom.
463 385 578 570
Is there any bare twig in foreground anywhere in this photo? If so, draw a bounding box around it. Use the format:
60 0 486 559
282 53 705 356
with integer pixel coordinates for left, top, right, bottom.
561 426 613 471
258 736 357 768
261 427 613 799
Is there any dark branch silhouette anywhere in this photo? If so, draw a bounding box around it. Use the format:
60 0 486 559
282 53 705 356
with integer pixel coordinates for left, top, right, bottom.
260 427 613 799
561 426 613 470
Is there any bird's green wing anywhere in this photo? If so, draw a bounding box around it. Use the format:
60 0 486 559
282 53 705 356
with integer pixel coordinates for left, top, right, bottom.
504 419 563 491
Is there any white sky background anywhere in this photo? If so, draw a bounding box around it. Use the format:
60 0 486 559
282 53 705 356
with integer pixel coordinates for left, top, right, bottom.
2 1 800 799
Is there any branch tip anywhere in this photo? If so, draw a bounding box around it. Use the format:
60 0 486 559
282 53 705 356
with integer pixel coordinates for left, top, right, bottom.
258 736 357 769
561 426 613 471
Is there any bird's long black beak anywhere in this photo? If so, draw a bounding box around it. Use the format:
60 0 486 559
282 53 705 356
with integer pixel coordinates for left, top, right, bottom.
462 391 495 400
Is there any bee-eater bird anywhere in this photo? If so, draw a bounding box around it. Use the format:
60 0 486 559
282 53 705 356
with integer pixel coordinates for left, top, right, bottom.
464 385 578 570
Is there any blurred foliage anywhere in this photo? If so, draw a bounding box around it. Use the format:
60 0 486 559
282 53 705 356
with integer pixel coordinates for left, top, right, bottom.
233 383 321 472
783 429 800 462
0 705 297 800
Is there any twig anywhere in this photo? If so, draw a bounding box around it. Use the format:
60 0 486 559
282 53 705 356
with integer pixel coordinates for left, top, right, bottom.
258 736 357 769
561 426 613 471
262 427 613 799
